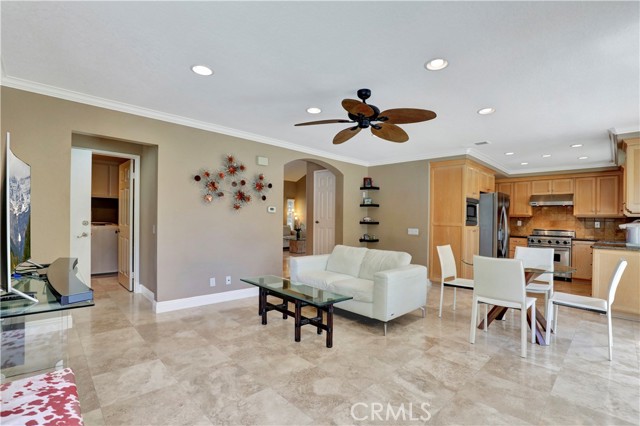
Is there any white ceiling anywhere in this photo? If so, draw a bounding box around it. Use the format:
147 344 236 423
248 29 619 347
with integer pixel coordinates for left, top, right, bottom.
1 2 638 176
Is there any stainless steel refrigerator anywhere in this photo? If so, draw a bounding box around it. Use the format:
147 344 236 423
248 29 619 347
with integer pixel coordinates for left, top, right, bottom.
479 192 510 258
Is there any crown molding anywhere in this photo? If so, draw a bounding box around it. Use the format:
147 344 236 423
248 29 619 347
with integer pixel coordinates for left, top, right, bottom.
0 76 369 167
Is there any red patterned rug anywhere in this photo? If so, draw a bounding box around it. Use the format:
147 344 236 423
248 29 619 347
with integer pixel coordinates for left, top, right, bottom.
1 368 83 426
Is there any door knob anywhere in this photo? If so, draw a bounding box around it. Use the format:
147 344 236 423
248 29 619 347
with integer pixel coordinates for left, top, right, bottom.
76 232 89 238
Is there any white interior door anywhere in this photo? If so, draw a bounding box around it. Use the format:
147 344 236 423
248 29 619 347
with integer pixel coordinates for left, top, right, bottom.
313 169 336 254
118 160 133 291
70 148 92 284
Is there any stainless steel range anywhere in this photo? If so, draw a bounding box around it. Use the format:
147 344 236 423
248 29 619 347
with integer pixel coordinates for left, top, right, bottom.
527 229 575 281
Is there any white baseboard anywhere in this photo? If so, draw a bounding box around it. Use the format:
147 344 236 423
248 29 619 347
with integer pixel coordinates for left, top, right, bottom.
154 287 258 314
137 282 157 311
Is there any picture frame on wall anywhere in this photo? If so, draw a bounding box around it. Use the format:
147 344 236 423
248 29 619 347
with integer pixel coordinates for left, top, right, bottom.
363 177 373 188
363 197 373 205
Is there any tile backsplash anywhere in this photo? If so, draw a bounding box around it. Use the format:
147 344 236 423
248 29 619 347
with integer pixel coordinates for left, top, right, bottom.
509 206 632 241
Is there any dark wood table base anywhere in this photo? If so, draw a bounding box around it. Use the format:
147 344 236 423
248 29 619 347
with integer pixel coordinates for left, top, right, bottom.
258 288 336 348
478 305 548 345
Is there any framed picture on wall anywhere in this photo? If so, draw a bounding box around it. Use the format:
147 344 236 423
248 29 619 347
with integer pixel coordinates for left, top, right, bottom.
363 177 373 188
363 197 373 205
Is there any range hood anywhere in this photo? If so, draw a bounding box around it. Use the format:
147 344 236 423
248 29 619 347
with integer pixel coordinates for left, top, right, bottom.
529 194 574 207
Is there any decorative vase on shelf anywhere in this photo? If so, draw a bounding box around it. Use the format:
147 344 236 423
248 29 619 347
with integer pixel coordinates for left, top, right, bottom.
295 228 301 240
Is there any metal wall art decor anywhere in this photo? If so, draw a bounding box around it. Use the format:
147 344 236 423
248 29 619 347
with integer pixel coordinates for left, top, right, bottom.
193 154 272 210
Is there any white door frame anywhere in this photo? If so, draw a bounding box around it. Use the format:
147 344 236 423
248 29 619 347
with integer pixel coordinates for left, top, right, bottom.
72 148 141 293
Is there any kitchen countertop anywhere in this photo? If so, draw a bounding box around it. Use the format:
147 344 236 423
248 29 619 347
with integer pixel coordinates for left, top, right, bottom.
592 241 640 252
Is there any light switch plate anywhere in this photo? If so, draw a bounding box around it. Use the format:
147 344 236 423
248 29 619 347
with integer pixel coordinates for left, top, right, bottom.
408 228 419 236
267 206 276 213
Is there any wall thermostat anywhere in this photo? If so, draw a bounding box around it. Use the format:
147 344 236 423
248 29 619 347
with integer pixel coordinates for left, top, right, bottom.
267 206 276 213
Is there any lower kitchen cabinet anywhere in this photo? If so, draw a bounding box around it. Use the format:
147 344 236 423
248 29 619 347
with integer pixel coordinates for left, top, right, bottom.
508 237 528 258
592 248 640 318
572 241 593 280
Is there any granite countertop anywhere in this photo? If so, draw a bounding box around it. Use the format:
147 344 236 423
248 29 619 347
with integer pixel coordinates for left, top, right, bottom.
573 238 599 242
592 241 640 252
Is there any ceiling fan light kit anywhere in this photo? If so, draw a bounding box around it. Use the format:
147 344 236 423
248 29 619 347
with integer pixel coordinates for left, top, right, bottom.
295 88 436 144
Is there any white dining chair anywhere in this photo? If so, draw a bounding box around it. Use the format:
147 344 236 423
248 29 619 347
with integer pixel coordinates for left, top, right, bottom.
546 259 627 360
436 245 474 318
469 255 536 358
515 246 554 318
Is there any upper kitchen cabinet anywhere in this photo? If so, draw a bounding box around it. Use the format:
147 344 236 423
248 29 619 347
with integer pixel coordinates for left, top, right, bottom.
622 138 640 216
91 160 120 198
511 181 533 217
464 166 480 199
574 174 623 217
531 178 574 195
479 170 495 193
495 181 532 217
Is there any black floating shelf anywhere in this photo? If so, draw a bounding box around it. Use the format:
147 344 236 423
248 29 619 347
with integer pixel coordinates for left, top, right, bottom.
360 204 379 207
359 186 380 190
359 221 379 225
359 239 379 243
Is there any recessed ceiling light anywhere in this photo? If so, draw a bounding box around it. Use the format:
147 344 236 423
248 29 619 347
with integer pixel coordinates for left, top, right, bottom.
578 156 589 160
504 152 515 156
306 107 321 114
425 58 448 71
570 144 583 148
520 162 529 166
477 107 496 115
542 154 551 158
191 65 213 76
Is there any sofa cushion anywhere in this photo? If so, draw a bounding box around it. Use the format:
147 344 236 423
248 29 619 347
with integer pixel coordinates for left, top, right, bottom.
358 249 412 280
295 270 354 291
329 278 374 303
326 245 368 277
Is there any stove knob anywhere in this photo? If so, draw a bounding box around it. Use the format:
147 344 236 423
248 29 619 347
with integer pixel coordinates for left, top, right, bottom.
548 240 553 244
555 240 560 244
537 239 542 244
563 240 569 245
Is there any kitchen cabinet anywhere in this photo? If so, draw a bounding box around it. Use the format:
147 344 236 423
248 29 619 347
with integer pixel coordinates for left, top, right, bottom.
91 161 119 198
531 178 574 195
479 171 495 193
429 159 496 282
508 237 528 258
574 175 623 217
511 181 532 217
496 183 512 215
572 241 593 280
592 248 640 318
623 138 640 216
460 226 479 279
464 166 480 199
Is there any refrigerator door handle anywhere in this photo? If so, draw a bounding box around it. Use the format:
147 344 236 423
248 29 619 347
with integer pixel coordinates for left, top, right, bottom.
498 204 509 257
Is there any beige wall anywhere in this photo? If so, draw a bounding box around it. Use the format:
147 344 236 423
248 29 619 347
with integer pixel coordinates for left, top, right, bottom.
1 87 369 302
369 161 430 266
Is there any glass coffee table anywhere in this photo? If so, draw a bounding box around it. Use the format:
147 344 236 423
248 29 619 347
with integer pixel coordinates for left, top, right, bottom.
240 275 352 348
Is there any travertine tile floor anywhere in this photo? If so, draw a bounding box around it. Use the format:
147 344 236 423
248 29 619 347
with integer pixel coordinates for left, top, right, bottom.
66 274 639 426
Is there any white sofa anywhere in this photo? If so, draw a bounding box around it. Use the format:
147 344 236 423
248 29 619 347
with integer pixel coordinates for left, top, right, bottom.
290 245 428 334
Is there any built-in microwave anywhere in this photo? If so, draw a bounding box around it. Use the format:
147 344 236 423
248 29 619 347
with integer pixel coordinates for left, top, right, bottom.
466 197 479 226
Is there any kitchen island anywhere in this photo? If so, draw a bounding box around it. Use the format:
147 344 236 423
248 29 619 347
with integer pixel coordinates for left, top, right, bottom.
592 242 640 320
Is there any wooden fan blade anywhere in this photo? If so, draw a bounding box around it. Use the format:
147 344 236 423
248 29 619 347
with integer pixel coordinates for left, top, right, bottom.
342 99 374 117
333 127 361 144
371 122 409 143
294 119 354 126
379 108 437 124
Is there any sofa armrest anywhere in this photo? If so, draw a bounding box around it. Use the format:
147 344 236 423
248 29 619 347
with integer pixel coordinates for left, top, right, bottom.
371 264 428 322
289 254 330 281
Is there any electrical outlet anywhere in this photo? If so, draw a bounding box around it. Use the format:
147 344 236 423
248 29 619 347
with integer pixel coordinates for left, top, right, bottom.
407 228 419 236
516 220 522 227
595 221 601 229
209 277 216 287
225 276 232 285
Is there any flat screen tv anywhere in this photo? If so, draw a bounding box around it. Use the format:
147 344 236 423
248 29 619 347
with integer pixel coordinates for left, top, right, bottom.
2 132 38 303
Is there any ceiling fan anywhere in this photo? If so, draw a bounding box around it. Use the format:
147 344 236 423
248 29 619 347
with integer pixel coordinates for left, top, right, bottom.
294 88 437 144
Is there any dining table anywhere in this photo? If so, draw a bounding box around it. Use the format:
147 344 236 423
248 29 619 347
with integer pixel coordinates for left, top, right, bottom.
472 263 576 345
